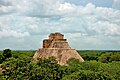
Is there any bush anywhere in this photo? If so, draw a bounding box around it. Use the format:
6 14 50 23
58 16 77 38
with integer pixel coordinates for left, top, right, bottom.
2 49 12 59
62 70 113 80
98 52 120 63
0 55 5 64
110 54 120 62
1 50 120 80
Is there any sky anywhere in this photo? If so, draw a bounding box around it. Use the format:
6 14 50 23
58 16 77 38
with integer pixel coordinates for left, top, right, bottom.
0 0 120 50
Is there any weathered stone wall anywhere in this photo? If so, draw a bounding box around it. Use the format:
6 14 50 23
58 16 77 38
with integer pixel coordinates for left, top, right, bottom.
43 39 52 48
33 47 84 65
33 32 84 65
49 32 64 40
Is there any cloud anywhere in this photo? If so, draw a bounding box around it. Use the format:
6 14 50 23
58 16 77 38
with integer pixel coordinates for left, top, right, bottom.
59 2 75 13
0 6 15 15
0 0 15 15
55 3 120 36
0 0 11 6
0 0 120 49
0 15 30 38
0 29 29 38
7 0 65 17
112 0 120 10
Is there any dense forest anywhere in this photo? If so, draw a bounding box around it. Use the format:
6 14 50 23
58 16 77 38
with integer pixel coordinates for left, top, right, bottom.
0 49 120 80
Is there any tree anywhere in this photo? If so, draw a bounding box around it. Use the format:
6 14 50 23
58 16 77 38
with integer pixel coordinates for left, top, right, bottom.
62 70 113 80
2 49 12 59
109 53 120 62
98 53 111 63
0 55 5 63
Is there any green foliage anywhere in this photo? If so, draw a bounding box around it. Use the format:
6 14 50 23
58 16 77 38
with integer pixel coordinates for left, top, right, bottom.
67 58 80 66
78 50 101 61
65 57 120 80
0 55 5 64
0 50 120 80
109 53 120 61
78 50 120 63
0 51 2 55
2 49 12 59
98 52 120 63
81 61 102 72
107 62 120 79
1 57 31 79
12 51 35 59
62 70 113 80
1 57 64 80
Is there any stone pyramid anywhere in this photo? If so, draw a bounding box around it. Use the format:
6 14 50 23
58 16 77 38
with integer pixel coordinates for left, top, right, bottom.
33 32 84 65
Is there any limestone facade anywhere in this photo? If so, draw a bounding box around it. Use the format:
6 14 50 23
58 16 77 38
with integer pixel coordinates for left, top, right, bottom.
33 32 84 65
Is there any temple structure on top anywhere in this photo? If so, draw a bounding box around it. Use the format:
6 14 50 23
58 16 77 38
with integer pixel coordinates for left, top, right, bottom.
43 33 66 48
33 32 84 65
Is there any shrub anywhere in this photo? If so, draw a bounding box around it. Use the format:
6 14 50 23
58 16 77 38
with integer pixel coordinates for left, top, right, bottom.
2 49 12 59
0 55 5 64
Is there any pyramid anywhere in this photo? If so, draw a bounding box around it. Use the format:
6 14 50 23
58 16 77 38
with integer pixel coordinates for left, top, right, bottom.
33 32 84 65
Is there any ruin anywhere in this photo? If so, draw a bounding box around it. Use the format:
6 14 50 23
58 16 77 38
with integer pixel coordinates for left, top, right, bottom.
33 32 84 65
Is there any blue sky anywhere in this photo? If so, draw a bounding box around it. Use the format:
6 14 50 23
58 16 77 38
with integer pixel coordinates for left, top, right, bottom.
0 0 120 50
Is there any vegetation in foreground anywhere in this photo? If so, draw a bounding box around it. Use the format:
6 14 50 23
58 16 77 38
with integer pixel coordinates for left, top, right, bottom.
0 49 120 80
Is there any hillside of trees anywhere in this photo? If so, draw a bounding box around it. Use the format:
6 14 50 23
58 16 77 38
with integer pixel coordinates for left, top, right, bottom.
0 49 120 80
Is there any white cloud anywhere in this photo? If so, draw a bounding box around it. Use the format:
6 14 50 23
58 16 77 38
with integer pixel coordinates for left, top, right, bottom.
91 21 120 36
56 3 120 36
0 5 15 15
0 0 120 49
0 29 29 38
59 2 75 12
0 15 30 38
112 0 120 10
